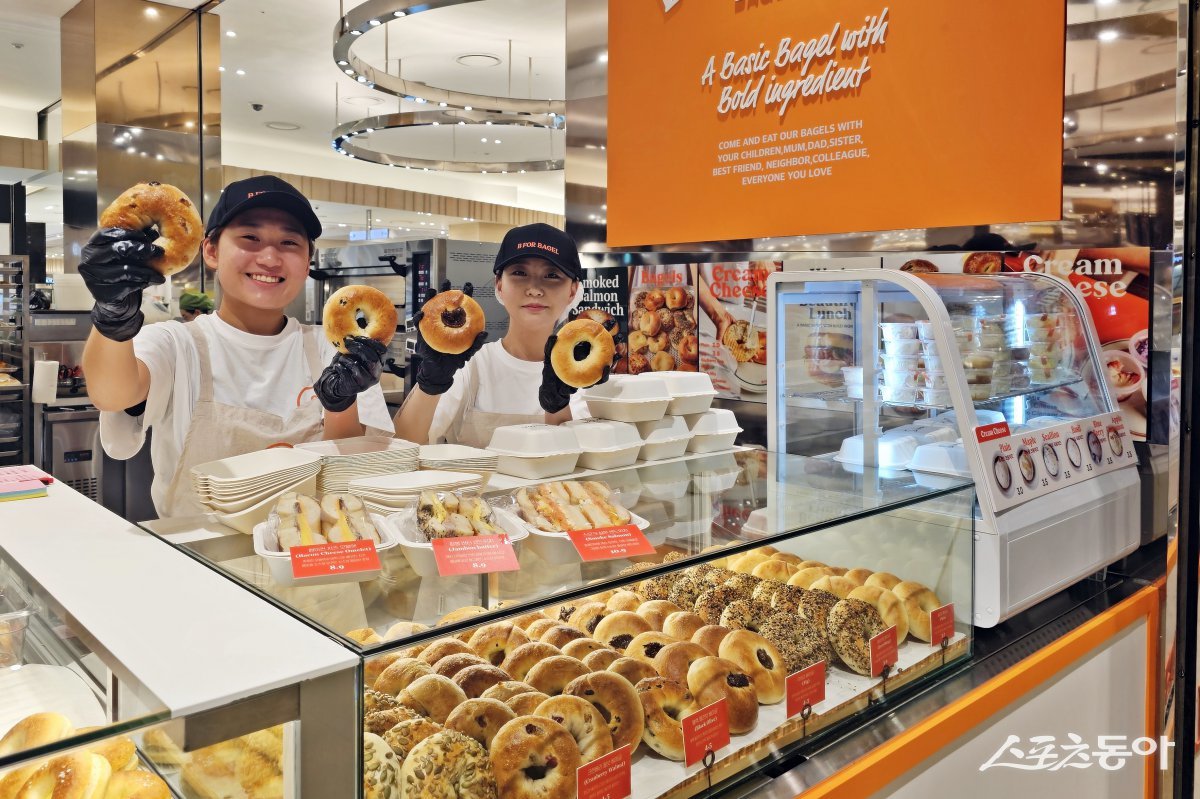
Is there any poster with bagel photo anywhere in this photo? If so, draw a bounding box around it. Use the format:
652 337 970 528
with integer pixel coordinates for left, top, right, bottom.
625 265 699 374
696 261 780 399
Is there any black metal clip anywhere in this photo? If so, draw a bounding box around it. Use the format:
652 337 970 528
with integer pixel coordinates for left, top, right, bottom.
800 700 813 738
940 635 950 667
869 663 893 706
702 747 716 795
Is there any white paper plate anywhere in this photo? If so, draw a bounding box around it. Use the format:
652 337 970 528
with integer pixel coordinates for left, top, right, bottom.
190 448 321 483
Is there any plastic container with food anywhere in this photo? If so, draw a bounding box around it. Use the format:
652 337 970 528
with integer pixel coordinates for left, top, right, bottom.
880 322 918 341
253 512 397 586
921 353 945 370
1027 352 1062 369
921 371 949 389
977 348 1012 364
0 577 33 668
581 375 671 423
488 424 581 478
506 486 650 564
655 371 718 416
636 415 693 461
683 409 742 453
1026 312 1064 330
881 339 921 356
387 506 529 578
948 314 978 332
563 418 643 471
960 351 994 370
919 387 952 406
880 385 918 403
879 354 920 372
915 320 938 339
1025 324 1065 343
962 368 994 385
1009 345 1032 361
919 339 942 358
841 366 864 385
969 383 995 401
881 368 921 388
955 330 1007 349
977 315 1016 334
991 376 1012 394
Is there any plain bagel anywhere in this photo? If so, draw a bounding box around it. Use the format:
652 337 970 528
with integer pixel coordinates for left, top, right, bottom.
551 318 616 388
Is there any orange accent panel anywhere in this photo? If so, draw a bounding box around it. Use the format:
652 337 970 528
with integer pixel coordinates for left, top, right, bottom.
607 2 1066 246
800 586 1160 799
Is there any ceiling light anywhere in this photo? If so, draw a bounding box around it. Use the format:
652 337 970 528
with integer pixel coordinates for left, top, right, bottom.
218 66 225 72
144 7 158 16
130 127 141 135
481 137 488 142
494 139 501 144
369 19 382 26
432 121 440 126
1167 133 1175 140
393 10 406 17
266 121 302 131
456 54 502 68
43 205 54 210
1095 163 1108 173
598 52 608 63
155 154 164 160
235 69 246 76
126 146 135 154
344 69 354 75
464 106 473 111
338 223 346 227
357 76 367 83
338 60 348 66
1135 136 1144 142
1097 29 1118 42
184 120 195 128
439 102 447 107
350 29 363 36
226 30 236 38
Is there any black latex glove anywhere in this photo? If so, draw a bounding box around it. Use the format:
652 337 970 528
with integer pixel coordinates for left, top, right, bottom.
314 336 387 412
413 280 488 395
539 316 621 414
79 227 166 342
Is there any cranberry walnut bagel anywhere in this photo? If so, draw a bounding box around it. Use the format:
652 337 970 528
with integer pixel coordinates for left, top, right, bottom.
99 181 203 275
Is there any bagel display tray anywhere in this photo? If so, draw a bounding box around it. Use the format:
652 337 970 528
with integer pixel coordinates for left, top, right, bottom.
360 550 967 799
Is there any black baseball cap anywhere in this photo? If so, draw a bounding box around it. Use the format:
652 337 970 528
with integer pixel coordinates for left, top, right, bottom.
205 175 322 240
493 223 583 281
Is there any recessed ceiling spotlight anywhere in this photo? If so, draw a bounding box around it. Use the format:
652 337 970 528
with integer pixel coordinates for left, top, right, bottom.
344 69 354 75
369 19 382 26
155 154 164 160
456 54 502 68
439 102 447 107
218 66 225 72
144 7 158 17
1097 29 1118 42
184 120 195 128
432 121 440 126
226 30 236 38
480 137 488 142
598 51 608 63
464 106 473 111
235 69 246 76
266 121 302 131
1135 136 1144 142
343 95 384 107
130 127 142 135
350 29 363 36
126 146 135 154
357 76 367 83
494 139 501 144
338 60 348 66
393 10 406 17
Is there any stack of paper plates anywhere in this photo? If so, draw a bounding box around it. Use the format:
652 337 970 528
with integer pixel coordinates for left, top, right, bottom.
191 448 322 510
347 470 481 515
296 436 420 494
418 444 498 486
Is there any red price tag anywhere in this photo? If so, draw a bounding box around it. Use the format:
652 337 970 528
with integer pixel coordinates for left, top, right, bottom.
682 698 730 767
975 421 1011 443
567 525 656 562
930 603 955 647
786 660 826 718
289 539 380 579
869 626 898 678
431 534 519 576
577 744 631 799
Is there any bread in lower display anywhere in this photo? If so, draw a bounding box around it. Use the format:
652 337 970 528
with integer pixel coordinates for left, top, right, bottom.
182 726 285 799
363 732 403 799
635 678 695 761
104 769 171 798
717 630 786 705
563 671 645 754
490 716 580 799
513 481 631 533
468 623 530 668
366 707 424 736
15 752 111 799
141 728 186 768
443 699 516 750
525 656 589 697
396 675 468 724
417 492 502 540
826 598 887 676
399 730 497 799
532 696 614 764
375 658 434 696
686 656 759 734
383 717 444 761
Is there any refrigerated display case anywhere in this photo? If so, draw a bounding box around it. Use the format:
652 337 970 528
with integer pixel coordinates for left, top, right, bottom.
766 269 1140 628
155 450 974 799
0 256 28 465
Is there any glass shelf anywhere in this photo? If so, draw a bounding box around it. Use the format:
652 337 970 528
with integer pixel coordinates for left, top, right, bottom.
154 450 973 655
787 374 1085 412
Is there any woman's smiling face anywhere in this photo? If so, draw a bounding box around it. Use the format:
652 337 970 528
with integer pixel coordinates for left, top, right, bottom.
496 257 578 322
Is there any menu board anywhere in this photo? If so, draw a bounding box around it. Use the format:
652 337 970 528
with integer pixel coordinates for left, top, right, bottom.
974 412 1136 512
608 1 1066 246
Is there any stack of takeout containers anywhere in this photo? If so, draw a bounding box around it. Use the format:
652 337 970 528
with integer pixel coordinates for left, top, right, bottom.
347 470 481 515
879 323 922 404
487 424 581 478
563 419 642 470
1024 312 1070 384
190 448 322 532
657 371 717 415
635 416 693 461
683 409 743 453
296 435 419 493
418 444 498 486
580 375 671 422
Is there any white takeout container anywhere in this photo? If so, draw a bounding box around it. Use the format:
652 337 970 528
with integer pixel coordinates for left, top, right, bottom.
683 409 742 453
636 415 693 461
252 512 396 587
494 451 580 479
640 460 692 500
908 441 972 477
387 506 528 577
688 452 741 493
582 375 671 422
655 371 718 416
835 432 920 470
564 419 643 471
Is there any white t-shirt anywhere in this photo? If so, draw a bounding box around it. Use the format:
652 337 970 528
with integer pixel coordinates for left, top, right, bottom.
99 314 393 511
428 340 589 443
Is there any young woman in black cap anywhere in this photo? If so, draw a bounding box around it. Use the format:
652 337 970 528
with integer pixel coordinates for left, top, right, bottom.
391 222 609 446
82 176 393 517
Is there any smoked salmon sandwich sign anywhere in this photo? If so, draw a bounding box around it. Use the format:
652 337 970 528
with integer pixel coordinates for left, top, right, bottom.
607 2 1066 246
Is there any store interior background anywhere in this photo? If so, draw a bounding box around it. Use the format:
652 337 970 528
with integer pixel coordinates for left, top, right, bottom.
0 0 1180 273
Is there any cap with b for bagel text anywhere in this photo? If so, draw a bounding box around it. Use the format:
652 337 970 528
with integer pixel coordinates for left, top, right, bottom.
205 175 322 240
492 223 583 282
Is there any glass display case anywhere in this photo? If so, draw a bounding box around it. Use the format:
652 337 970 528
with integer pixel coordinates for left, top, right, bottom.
0 256 27 465
161 450 974 799
766 268 1140 627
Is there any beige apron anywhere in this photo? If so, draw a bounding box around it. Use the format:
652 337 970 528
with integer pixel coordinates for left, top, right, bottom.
447 354 545 447
162 321 326 518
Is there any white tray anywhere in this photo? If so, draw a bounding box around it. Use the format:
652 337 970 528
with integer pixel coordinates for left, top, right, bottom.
387 507 529 577
252 512 396 587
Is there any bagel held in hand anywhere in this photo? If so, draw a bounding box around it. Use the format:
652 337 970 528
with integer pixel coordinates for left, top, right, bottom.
322 285 397 353
549 318 616 389
99 181 203 276
419 289 486 355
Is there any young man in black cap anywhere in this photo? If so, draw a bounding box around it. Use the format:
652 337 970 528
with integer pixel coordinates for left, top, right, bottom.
392 222 608 446
82 175 393 517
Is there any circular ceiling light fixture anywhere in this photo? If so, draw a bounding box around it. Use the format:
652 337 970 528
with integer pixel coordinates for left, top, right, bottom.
266 121 302 131
332 0 564 117
456 53 502 68
343 95 385 107
331 107 563 172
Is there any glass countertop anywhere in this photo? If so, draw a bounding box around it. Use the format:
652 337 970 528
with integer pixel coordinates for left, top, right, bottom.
154 450 973 655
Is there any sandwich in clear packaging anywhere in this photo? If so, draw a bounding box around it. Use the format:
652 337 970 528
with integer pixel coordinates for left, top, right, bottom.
499 480 649 564
389 495 529 577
